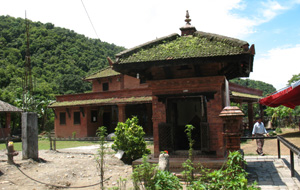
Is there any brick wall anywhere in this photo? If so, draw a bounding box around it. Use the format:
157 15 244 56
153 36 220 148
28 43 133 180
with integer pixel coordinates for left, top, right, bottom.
92 75 122 92
54 107 88 138
149 76 226 158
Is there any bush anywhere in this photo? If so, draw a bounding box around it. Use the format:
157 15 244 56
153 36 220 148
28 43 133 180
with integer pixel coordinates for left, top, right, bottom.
275 127 282 134
154 170 182 190
190 151 258 190
269 131 277 136
112 117 150 163
132 155 157 189
132 155 182 190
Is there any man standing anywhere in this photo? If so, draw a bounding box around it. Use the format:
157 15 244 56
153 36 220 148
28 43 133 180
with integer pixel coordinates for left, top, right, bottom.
252 117 269 156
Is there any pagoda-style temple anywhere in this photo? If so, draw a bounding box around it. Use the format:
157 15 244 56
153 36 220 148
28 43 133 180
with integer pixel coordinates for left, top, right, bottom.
112 11 255 160
50 11 258 169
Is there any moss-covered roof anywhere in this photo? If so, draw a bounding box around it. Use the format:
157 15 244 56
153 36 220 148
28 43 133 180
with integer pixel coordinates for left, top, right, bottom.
49 96 152 108
0 100 22 112
115 31 250 64
84 67 120 81
231 91 263 100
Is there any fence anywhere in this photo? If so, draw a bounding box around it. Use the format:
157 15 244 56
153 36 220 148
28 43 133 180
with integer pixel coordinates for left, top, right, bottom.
241 135 300 177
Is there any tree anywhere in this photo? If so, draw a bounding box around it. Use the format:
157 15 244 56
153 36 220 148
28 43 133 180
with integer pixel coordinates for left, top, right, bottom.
0 15 125 133
288 73 300 85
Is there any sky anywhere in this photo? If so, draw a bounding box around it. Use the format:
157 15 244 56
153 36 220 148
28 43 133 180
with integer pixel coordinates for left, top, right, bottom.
1 0 300 90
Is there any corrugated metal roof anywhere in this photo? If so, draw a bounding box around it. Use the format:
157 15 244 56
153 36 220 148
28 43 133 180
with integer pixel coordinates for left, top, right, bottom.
49 96 152 108
0 100 22 112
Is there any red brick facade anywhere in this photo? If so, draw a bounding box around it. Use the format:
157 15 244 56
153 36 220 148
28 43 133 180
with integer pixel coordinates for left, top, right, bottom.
51 71 152 138
149 76 226 157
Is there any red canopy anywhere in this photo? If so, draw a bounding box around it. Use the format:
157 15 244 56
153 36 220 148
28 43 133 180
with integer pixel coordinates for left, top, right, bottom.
259 80 300 109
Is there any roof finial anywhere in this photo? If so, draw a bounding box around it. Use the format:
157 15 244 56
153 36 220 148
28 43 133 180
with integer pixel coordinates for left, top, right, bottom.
185 10 191 25
180 10 196 36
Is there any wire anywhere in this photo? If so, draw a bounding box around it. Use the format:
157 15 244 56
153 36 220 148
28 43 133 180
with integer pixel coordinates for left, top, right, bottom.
80 0 100 39
13 163 111 189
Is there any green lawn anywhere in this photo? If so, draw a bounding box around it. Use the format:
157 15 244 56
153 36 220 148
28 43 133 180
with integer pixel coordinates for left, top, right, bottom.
0 140 97 151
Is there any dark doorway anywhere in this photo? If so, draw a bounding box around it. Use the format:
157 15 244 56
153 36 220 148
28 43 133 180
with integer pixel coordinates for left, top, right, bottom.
167 96 208 151
103 112 112 133
125 104 153 136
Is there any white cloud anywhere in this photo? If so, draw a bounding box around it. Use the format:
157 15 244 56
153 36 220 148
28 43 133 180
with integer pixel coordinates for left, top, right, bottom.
250 45 300 90
261 0 287 22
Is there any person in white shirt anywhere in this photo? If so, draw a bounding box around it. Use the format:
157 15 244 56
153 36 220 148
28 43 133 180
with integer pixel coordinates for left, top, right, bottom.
252 117 269 156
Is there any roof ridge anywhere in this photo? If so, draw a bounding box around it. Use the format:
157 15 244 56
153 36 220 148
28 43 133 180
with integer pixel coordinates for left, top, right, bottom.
194 31 249 48
116 33 180 60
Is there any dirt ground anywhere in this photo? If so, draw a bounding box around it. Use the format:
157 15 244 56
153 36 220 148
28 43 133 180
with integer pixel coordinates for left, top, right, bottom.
1 128 299 190
0 144 134 190
241 128 300 156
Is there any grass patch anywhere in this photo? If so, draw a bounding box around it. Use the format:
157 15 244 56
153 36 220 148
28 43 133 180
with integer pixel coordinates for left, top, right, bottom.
0 140 97 151
240 139 251 145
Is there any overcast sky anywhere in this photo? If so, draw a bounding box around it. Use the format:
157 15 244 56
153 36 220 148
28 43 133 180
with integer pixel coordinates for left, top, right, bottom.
1 0 300 90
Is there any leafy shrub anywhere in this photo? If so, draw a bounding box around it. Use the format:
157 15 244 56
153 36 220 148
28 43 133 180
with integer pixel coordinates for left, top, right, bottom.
132 155 157 190
190 151 259 190
112 117 150 163
132 155 182 190
275 127 282 134
268 131 277 136
154 170 182 190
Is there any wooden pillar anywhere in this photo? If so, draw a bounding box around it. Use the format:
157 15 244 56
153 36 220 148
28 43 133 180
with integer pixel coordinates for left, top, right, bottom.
146 103 153 135
5 112 11 128
152 96 166 158
117 104 126 123
248 102 254 132
259 104 264 121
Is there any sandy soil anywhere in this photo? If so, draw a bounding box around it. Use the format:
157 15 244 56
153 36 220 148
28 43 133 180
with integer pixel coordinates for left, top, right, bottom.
242 128 300 156
0 144 134 190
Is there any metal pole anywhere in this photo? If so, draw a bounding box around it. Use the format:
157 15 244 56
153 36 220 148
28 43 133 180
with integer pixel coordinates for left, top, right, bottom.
277 138 281 159
290 150 295 177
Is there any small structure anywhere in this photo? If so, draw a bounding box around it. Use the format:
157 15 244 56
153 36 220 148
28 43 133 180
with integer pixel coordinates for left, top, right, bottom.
0 100 22 138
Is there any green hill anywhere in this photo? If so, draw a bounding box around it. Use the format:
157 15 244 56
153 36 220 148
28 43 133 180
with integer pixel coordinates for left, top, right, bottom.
0 15 125 104
230 78 276 96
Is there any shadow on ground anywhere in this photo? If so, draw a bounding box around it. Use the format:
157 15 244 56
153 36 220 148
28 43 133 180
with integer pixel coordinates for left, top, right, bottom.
246 161 285 186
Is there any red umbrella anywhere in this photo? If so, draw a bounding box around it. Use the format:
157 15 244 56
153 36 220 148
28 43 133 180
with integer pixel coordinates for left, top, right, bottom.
259 80 300 109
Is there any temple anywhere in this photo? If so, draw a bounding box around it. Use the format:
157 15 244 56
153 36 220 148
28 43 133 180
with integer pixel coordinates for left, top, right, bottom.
49 11 261 168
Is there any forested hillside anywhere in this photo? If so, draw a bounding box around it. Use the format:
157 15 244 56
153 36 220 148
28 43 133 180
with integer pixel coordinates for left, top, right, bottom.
0 15 125 104
0 15 125 132
230 78 276 96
